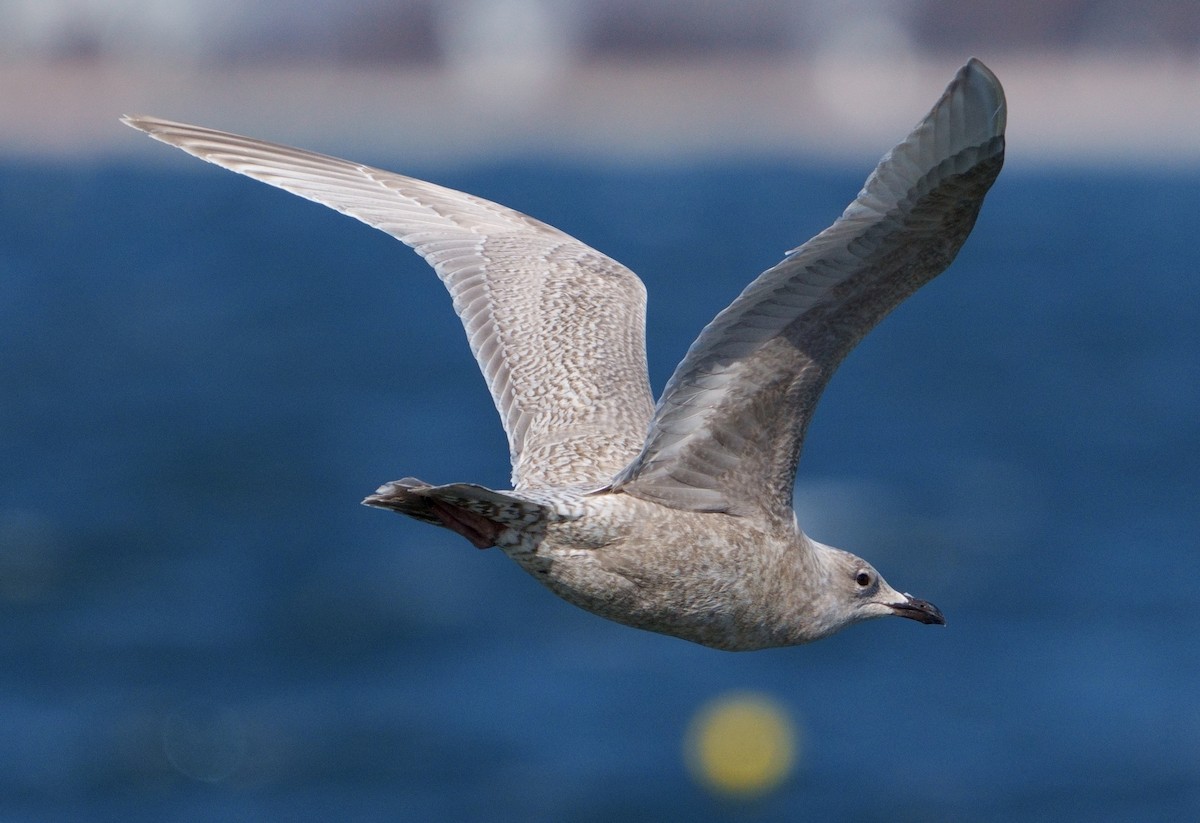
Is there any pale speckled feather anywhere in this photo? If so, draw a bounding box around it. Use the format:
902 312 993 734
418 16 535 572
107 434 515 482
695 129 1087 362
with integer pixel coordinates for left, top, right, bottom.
609 59 1006 518
120 115 655 489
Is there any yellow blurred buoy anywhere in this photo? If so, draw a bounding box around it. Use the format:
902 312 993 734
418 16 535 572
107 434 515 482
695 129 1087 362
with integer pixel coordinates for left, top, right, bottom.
685 691 799 797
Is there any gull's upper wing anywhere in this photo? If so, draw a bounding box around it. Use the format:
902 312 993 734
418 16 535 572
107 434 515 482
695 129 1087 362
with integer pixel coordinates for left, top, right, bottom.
609 59 1006 518
122 116 654 489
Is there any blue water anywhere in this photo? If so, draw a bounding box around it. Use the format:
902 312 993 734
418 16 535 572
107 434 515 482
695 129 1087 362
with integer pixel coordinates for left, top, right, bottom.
1 157 1197 821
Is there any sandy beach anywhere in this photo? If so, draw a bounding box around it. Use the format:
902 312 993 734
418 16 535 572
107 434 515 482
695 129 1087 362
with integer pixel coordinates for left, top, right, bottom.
3 52 1198 168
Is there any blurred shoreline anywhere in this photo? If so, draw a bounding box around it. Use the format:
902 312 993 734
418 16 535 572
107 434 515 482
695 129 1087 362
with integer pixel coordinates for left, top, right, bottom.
4 53 1199 167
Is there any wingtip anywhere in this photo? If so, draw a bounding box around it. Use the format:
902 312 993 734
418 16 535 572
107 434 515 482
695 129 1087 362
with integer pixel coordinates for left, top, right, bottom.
957 58 1007 136
120 114 157 134
963 56 993 76
120 114 189 138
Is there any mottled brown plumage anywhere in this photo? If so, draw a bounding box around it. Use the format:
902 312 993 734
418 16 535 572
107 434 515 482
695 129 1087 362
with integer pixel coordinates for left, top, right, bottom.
124 59 1005 650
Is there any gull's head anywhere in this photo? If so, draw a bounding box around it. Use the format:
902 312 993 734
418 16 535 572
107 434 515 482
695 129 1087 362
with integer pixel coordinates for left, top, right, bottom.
804 541 945 640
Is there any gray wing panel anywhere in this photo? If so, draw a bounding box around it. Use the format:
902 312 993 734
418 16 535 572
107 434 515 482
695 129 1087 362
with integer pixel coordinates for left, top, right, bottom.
610 60 1006 517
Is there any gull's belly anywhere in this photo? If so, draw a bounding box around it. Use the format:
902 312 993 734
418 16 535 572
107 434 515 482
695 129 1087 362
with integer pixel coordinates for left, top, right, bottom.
496 496 795 650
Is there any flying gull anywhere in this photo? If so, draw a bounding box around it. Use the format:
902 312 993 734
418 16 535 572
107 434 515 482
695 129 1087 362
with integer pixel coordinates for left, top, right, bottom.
123 58 1005 650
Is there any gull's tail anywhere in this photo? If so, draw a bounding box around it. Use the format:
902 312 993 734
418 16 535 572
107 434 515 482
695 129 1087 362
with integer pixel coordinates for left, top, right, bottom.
363 478 563 549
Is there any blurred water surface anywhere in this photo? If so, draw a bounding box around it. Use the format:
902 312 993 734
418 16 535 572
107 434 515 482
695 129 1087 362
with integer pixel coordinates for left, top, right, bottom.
1 158 1197 821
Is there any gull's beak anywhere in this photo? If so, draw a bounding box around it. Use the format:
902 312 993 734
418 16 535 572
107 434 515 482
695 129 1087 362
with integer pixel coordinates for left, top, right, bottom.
889 593 946 626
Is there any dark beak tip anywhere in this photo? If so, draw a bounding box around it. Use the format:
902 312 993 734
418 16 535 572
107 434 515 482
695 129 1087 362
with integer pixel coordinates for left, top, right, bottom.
892 595 946 626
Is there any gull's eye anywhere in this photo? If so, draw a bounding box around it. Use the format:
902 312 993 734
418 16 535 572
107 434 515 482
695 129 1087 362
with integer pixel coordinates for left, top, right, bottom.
855 571 872 588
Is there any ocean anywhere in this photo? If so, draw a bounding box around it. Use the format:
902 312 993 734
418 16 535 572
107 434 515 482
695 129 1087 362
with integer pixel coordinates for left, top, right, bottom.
1 157 1197 821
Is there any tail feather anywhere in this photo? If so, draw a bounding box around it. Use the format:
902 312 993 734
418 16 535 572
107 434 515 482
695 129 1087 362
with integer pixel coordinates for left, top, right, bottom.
361 477 444 524
363 477 563 548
